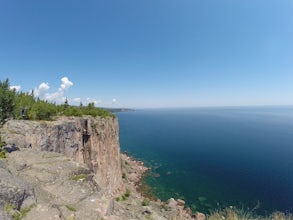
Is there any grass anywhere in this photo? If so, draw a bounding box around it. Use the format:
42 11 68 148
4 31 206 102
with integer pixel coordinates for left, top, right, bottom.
0 148 6 158
207 207 293 220
65 205 77 212
0 135 6 158
142 198 150 206
125 188 131 197
270 212 293 220
121 159 126 169
122 189 131 201
69 173 88 181
116 189 132 201
4 203 15 212
12 204 35 220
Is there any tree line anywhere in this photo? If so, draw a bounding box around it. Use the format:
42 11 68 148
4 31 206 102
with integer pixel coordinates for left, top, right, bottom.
0 78 114 124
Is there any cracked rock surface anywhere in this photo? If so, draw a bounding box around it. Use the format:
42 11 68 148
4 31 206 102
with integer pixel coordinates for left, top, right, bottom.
2 149 113 220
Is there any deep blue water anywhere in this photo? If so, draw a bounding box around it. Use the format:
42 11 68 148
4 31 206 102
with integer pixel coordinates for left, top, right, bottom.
116 107 293 214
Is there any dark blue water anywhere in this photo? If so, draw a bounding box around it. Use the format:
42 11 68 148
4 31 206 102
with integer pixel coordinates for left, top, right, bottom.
116 107 293 214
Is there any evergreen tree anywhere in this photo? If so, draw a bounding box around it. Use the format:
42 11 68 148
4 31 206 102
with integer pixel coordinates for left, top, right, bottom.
64 98 69 109
0 79 16 124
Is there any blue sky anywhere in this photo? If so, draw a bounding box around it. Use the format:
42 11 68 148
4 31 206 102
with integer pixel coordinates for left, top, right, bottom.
1 0 292 108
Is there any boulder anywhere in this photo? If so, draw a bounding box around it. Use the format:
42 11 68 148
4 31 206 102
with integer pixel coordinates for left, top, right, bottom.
3 144 19 153
194 211 206 220
167 198 178 209
177 199 186 206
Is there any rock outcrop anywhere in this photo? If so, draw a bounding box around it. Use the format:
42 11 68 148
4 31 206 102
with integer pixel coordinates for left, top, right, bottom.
0 159 35 220
2 149 115 219
0 116 123 196
0 117 197 219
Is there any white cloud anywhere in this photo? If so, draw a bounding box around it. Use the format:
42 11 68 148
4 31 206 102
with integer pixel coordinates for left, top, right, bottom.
34 82 50 97
39 82 50 91
34 76 73 103
73 97 81 103
112 98 117 103
85 97 99 105
10 85 21 92
44 92 61 101
59 77 73 91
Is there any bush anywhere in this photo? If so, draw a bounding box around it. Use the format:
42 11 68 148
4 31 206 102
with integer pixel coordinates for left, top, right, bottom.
0 135 6 159
12 204 35 220
125 189 131 198
142 198 150 206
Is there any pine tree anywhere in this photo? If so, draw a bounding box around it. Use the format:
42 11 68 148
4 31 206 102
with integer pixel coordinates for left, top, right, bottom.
0 79 15 124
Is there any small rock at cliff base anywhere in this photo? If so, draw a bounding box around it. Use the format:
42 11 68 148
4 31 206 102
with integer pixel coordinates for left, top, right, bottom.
167 198 178 209
193 211 206 220
177 199 186 206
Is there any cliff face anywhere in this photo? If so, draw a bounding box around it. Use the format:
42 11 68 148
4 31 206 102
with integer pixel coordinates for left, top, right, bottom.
0 116 123 196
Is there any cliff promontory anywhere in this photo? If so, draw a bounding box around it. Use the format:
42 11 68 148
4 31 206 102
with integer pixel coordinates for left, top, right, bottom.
0 117 196 220
0 116 123 196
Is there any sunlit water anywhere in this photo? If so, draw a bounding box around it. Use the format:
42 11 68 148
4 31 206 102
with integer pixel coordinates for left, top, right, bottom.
116 107 293 214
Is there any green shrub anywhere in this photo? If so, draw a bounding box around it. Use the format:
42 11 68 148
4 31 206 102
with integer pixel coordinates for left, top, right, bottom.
0 135 6 159
4 203 15 212
208 206 261 220
125 189 131 198
69 174 88 181
142 198 150 206
119 189 131 201
12 204 35 220
65 205 77 212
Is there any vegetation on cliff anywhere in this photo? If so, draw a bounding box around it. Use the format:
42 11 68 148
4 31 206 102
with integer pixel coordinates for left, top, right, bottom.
0 135 5 158
0 78 114 123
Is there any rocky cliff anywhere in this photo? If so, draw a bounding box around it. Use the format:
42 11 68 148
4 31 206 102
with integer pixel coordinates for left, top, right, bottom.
0 116 123 196
0 117 197 220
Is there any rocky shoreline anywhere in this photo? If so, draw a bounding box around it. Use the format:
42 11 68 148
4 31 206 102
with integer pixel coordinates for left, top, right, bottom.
114 153 204 220
118 153 293 220
1 147 292 219
0 117 200 220
0 148 201 220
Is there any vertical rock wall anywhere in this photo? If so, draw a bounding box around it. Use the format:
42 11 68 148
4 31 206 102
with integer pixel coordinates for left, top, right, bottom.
0 116 123 196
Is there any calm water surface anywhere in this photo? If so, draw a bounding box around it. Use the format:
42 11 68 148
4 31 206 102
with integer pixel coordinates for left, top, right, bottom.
116 107 293 214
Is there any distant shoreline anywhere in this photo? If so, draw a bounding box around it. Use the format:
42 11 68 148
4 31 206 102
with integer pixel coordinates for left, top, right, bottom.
104 108 135 113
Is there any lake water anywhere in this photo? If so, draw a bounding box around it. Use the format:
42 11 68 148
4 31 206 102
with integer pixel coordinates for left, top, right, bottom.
116 107 293 214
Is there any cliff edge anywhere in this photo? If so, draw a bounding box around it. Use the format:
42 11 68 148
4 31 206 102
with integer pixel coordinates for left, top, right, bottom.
0 117 196 220
0 116 123 196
